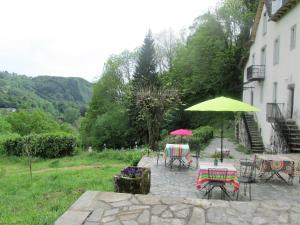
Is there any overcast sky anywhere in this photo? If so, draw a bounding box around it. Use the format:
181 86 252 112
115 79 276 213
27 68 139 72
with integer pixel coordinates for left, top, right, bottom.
0 0 219 82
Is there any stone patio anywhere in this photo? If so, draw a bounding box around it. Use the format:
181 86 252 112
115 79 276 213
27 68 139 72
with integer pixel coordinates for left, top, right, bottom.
55 191 300 225
55 138 300 224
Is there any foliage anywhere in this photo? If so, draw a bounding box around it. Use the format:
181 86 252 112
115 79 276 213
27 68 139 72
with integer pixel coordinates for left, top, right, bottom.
0 71 92 123
132 30 159 88
81 0 257 148
158 126 214 153
136 87 181 151
6 110 70 136
0 133 20 155
236 144 251 155
211 152 234 159
0 116 12 133
80 54 134 149
3 133 76 158
0 152 134 225
121 167 146 178
87 150 145 166
193 126 214 143
128 31 160 144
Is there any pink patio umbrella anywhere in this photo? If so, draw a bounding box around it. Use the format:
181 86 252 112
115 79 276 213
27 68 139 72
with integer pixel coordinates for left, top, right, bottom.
170 129 193 136
170 129 193 143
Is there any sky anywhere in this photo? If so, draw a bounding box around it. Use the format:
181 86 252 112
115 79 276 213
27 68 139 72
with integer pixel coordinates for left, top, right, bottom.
0 0 219 82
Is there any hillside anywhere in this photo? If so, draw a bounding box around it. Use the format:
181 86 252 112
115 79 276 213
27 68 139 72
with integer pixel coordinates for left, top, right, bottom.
0 71 93 119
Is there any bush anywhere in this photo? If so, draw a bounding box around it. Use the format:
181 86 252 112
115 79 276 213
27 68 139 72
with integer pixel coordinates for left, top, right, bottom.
193 126 214 143
3 133 76 158
0 133 20 155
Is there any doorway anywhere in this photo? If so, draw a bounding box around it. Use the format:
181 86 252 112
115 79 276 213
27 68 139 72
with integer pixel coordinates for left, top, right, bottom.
250 90 254 106
287 84 295 119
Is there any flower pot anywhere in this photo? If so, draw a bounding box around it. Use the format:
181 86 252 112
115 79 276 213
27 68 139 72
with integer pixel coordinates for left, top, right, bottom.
114 166 151 194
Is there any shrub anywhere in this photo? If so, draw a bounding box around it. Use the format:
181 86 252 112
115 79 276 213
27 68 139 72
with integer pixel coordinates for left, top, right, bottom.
0 133 21 155
193 126 214 143
3 133 76 158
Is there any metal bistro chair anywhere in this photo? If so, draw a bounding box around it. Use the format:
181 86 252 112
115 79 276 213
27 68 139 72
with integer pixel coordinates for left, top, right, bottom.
237 159 256 201
206 168 231 200
296 160 300 183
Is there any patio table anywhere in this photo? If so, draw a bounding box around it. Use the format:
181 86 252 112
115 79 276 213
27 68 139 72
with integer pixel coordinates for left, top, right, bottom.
197 162 239 200
164 144 192 168
254 154 295 184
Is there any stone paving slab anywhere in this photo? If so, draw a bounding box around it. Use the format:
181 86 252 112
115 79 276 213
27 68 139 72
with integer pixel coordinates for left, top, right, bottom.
55 191 300 225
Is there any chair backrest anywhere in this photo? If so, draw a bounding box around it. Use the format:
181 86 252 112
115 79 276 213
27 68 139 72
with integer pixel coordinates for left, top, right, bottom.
239 159 255 178
208 168 228 181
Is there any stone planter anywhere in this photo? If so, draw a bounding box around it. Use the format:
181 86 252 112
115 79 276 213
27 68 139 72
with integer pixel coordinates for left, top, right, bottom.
114 166 151 194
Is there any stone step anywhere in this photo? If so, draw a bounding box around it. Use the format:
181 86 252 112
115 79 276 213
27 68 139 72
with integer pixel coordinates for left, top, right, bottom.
283 129 300 134
286 120 296 125
289 143 300 147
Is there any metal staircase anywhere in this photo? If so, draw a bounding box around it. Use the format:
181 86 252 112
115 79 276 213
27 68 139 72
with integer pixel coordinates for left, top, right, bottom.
267 103 300 152
242 113 265 152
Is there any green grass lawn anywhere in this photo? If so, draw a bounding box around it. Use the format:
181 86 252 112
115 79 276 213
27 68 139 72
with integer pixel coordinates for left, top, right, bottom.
0 150 143 225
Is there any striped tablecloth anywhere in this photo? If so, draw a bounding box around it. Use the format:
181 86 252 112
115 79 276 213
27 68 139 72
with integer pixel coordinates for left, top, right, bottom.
164 144 193 165
197 162 240 191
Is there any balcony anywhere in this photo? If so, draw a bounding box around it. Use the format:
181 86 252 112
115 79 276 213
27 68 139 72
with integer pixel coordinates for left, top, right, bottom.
247 65 265 82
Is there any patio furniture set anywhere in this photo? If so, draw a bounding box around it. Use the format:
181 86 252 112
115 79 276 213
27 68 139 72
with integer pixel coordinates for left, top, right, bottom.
163 145 299 201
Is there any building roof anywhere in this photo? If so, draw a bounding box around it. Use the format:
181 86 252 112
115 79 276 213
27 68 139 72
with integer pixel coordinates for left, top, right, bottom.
249 0 300 44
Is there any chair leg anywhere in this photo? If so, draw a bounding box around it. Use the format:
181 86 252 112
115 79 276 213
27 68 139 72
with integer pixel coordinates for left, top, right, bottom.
249 183 252 201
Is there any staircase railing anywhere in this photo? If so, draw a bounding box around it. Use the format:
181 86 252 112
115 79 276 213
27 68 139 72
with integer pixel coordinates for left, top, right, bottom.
242 113 253 150
266 103 291 151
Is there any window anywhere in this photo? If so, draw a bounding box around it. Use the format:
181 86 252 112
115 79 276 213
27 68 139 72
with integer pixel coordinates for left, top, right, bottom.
273 82 278 103
291 24 297 50
273 37 280 65
252 53 255 65
263 12 267 35
261 46 266 66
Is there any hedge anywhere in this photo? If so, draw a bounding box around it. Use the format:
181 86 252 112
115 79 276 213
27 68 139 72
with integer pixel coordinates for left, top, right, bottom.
193 126 214 143
3 133 76 158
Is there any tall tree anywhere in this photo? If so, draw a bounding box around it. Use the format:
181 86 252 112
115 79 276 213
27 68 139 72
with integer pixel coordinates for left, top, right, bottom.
155 28 182 73
128 31 160 145
132 30 159 89
81 55 132 148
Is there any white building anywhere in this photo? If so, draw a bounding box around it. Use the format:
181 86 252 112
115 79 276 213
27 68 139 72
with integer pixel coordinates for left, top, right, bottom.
242 0 300 152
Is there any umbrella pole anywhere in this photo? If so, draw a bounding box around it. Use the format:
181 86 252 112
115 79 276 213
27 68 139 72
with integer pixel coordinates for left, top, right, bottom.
221 114 224 163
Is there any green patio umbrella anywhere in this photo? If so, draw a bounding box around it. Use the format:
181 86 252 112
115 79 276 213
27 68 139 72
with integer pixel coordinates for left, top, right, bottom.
185 96 260 162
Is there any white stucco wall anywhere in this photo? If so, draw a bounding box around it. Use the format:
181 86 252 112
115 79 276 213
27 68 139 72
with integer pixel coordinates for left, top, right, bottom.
243 3 300 148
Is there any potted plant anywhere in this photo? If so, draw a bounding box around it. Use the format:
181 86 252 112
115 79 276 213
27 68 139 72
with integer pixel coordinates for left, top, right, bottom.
114 166 151 194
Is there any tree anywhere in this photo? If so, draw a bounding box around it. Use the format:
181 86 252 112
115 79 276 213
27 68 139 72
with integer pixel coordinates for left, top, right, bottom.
132 30 159 89
136 87 180 152
128 31 160 145
6 111 61 136
81 54 133 148
63 106 80 125
0 116 12 134
155 28 182 72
